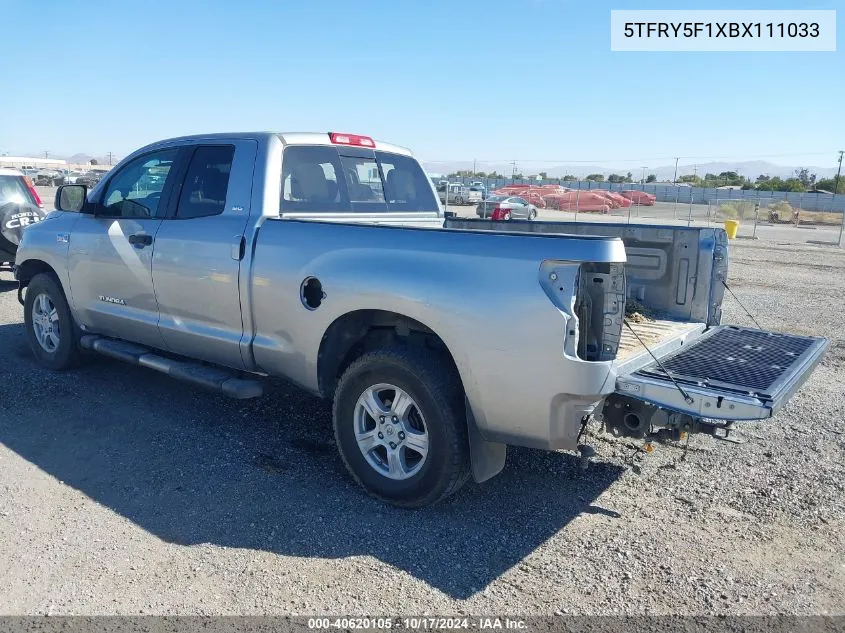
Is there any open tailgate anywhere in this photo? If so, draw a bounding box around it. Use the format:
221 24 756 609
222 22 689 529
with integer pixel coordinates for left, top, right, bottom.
616 326 829 421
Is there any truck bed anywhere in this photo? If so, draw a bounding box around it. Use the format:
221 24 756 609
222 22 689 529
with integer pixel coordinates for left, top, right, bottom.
617 318 705 372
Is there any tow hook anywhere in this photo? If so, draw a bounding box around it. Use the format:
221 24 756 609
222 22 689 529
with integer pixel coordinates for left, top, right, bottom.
577 444 596 470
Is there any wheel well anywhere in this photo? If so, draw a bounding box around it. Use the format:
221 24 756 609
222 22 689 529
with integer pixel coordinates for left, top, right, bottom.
317 310 460 399
15 259 57 286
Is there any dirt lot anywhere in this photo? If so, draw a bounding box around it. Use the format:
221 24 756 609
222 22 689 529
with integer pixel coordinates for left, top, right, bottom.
0 239 843 616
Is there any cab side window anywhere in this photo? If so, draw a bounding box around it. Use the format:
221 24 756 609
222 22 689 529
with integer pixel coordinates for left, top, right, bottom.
176 145 235 219
101 149 178 218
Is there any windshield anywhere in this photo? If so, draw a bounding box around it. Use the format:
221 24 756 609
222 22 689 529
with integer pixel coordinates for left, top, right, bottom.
0 175 37 206
280 146 438 213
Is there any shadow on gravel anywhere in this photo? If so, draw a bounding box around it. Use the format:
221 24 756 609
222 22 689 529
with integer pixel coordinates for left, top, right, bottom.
0 323 624 599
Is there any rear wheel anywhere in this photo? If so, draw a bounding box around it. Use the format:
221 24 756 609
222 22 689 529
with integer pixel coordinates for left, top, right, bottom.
333 346 470 507
23 273 81 370
528 209 537 220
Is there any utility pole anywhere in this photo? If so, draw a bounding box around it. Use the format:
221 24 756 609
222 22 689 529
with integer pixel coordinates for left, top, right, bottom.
44 150 49 159
108 151 114 166
835 150 844 246
472 158 476 178
641 166 647 184
673 157 679 184
511 160 518 183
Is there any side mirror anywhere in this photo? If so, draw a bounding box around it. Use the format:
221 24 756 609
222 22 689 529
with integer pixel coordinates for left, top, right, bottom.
55 184 87 212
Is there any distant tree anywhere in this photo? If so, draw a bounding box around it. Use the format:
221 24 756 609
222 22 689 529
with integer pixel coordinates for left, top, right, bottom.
607 174 626 183
646 174 657 183
678 174 701 185
755 174 770 184
814 177 845 193
474 171 487 178
755 176 805 192
794 168 816 189
89 159 98 165
562 175 578 181
539 171 548 179
625 172 633 183
783 178 806 192
585 174 605 182
512 173 524 180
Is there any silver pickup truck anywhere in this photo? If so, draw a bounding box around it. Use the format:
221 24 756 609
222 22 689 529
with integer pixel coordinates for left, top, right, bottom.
13 131 829 507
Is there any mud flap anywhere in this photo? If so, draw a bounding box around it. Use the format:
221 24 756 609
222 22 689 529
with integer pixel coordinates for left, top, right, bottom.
466 398 507 483
616 326 829 421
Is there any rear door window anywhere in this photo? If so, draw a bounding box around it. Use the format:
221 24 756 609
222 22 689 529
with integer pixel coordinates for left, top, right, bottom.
280 145 437 213
176 145 235 219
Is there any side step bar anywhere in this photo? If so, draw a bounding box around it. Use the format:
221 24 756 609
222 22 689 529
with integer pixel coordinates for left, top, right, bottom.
80 335 264 399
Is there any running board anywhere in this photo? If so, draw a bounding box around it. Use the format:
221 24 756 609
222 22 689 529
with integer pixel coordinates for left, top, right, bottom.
616 326 829 420
79 335 263 399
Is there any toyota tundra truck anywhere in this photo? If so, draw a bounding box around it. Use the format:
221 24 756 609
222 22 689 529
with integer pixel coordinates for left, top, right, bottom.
13 132 829 507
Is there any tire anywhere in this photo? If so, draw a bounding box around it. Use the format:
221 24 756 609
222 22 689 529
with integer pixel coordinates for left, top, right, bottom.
23 273 81 370
333 346 470 508
454 196 463 205
529 209 537 220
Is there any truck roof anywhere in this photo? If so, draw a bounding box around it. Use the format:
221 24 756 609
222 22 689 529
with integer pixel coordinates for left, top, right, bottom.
133 132 413 158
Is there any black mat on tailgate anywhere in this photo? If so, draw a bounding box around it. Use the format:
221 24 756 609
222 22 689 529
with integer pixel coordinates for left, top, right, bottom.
638 327 818 396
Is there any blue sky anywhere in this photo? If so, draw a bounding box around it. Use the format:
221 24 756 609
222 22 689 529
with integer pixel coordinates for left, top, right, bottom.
1 0 842 169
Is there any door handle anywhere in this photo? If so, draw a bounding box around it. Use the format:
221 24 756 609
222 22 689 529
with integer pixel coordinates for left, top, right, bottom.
128 233 153 248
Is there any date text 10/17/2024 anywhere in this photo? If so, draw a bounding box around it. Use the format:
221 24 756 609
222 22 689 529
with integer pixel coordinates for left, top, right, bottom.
307 617 527 630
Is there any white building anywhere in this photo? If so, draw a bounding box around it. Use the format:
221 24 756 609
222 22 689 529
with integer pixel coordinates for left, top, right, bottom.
0 156 68 169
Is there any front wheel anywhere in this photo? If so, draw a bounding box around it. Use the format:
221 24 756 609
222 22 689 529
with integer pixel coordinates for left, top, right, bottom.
333 346 470 507
528 209 537 220
23 273 81 370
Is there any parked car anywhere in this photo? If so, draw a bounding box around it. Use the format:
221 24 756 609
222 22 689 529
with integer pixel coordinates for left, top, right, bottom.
15 131 829 508
476 194 538 220
62 170 85 185
437 182 475 205
34 170 67 186
0 168 46 266
469 185 487 200
76 171 105 187
620 190 657 205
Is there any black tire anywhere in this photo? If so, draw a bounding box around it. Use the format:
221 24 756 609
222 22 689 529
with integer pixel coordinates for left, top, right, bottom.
529 209 537 220
333 346 470 508
23 273 81 370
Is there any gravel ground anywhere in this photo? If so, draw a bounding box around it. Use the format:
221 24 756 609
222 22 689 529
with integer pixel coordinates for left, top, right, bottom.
0 238 843 616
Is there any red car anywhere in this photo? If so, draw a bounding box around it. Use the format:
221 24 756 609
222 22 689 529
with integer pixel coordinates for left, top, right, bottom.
620 190 656 206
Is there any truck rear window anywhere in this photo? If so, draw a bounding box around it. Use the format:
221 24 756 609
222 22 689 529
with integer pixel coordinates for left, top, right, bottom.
280 146 438 213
